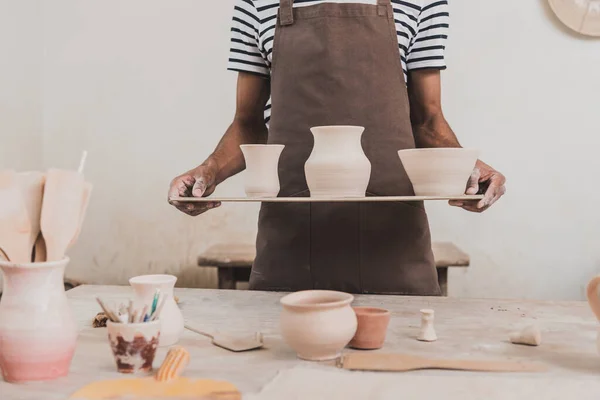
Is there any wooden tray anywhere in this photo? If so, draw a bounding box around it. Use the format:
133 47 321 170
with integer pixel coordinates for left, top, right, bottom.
169 195 484 203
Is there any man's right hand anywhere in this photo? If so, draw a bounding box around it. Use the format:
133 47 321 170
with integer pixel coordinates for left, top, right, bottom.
168 163 221 216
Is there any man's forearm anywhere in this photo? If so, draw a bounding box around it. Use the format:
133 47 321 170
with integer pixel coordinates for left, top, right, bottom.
201 116 268 186
412 113 461 149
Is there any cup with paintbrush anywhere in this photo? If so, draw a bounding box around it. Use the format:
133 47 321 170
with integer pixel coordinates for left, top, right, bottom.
96 295 166 374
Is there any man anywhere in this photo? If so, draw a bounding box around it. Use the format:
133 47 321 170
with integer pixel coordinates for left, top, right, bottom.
169 0 506 295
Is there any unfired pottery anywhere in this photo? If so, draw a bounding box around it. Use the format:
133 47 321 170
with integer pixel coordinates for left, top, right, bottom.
349 307 391 350
305 126 371 198
280 290 357 361
0 257 78 382
240 144 285 198
586 275 600 354
548 0 600 37
398 148 480 196
417 309 437 342
129 275 184 347
107 320 160 374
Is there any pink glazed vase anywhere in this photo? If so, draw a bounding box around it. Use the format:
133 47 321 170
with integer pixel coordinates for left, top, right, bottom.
0 257 78 382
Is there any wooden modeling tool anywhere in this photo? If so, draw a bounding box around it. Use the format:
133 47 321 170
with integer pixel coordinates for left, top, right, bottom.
40 169 85 261
33 233 47 262
339 353 547 373
185 323 264 352
17 172 46 262
69 346 241 399
68 182 93 249
0 170 32 262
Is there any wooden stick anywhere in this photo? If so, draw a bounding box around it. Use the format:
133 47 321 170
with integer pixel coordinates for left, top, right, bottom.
96 297 118 322
128 300 134 323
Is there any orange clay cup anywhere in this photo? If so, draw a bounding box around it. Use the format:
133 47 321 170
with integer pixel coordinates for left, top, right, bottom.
349 307 391 350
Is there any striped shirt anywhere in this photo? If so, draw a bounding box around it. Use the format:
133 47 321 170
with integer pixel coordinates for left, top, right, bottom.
228 0 449 123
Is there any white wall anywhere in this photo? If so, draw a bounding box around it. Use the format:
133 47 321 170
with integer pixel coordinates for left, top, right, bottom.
10 0 600 299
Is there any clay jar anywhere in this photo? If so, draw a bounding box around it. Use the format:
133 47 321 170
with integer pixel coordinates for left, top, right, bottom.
240 144 285 198
129 275 184 347
280 290 357 361
586 275 600 355
349 307 391 350
107 320 160 373
0 257 78 382
398 148 480 196
305 126 371 198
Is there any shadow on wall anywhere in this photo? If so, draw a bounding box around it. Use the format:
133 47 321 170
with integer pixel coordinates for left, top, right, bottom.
539 0 600 40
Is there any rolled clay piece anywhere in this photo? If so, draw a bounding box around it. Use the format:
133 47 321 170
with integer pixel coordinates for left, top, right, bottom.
417 309 437 342
509 325 541 346
155 346 190 382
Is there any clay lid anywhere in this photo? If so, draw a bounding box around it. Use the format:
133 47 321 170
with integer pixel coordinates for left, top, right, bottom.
548 0 600 36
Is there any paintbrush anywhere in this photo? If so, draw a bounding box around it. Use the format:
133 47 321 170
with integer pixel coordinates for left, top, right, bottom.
150 289 159 316
96 297 119 323
151 296 167 321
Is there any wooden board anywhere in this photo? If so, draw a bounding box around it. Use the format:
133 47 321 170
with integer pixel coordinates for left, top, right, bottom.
3 286 599 400
170 195 484 203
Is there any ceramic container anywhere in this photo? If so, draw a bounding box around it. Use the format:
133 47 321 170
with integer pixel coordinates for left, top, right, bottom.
398 148 480 196
240 144 285 198
129 275 184 347
349 307 391 350
107 320 160 373
280 290 357 361
0 257 78 383
586 275 600 355
305 126 371 198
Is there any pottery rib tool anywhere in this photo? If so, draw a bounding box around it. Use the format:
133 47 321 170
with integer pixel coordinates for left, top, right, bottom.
69 346 241 399
40 169 85 261
17 172 46 262
339 353 547 373
0 170 32 263
185 323 264 352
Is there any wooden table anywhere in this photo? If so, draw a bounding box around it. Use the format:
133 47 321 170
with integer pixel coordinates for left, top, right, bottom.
3 286 599 399
197 242 470 295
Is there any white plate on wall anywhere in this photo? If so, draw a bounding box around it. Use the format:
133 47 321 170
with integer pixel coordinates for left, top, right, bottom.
548 0 600 36
169 195 484 203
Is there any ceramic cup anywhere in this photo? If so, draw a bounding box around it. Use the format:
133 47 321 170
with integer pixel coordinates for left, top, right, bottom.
107 320 160 373
129 274 184 347
240 144 285 198
280 290 357 361
398 148 480 196
349 307 391 350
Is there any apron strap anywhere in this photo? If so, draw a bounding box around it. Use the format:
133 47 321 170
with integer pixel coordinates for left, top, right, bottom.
377 0 391 16
280 0 294 26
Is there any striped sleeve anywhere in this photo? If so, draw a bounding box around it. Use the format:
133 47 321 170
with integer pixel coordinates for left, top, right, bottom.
227 0 269 77
407 0 449 71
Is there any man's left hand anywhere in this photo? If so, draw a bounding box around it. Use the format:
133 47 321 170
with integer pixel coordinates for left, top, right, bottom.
449 160 506 213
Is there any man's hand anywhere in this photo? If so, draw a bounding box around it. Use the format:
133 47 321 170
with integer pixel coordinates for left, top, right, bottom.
449 160 506 213
168 161 221 216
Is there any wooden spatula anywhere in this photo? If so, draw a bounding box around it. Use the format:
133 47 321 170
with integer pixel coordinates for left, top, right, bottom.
40 169 85 262
185 323 264 352
339 353 546 373
17 172 45 262
0 170 32 263
68 182 93 249
70 346 241 399
33 233 47 262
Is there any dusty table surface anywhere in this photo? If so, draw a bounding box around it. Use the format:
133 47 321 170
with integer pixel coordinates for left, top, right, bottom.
2 285 600 399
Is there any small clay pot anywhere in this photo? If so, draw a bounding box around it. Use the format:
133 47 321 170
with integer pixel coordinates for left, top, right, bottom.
349 307 391 350
107 320 160 374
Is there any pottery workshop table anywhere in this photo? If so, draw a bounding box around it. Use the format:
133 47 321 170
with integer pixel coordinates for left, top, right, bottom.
197 241 471 295
3 286 600 400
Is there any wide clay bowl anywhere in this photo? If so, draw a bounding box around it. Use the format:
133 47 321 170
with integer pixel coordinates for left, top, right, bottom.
280 290 357 361
349 307 391 350
398 148 480 196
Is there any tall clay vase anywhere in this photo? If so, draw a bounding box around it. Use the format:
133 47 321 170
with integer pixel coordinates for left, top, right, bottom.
129 275 184 347
305 126 371 198
240 144 285 198
0 257 78 383
586 275 600 355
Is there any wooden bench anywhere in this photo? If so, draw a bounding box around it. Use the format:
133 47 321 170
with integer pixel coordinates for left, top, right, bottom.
198 242 470 296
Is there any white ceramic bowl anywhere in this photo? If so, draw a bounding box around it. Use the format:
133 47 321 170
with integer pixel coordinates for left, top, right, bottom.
280 290 357 361
398 148 480 196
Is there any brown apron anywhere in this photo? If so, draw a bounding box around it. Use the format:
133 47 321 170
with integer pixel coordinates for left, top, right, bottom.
250 0 441 296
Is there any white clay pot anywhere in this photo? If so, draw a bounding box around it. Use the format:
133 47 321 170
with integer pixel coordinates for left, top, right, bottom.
240 144 285 198
0 257 78 383
586 275 600 355
280 290 357 361
398 148 480 196
129 274 184 347
305 126 371 198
